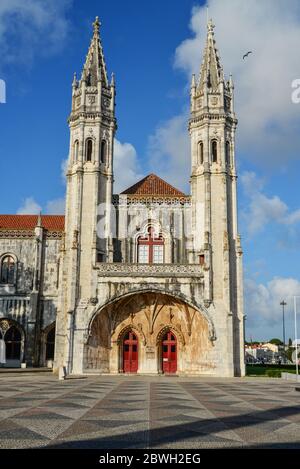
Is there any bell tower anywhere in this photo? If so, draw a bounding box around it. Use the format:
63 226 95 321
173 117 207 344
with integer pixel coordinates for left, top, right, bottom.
189 20 245 376
54 17 116 373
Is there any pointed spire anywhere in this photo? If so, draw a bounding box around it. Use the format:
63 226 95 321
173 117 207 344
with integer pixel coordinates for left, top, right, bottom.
72 72 77 89
191 73 196 89
198 19 223 91
110 72 115 87
37 211 42 228
81 16 108 87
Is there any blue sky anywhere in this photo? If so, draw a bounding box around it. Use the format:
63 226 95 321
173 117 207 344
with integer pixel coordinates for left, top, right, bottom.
0 0 300 343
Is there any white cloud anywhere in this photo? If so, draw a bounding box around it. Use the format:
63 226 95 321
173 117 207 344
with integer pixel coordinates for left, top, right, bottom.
113 138 144 193
147 113 190 192
17 197 41 214
241 171 300 235
46 197 65 215
174 0 300 167
245 276 300 336
17 196 65 215
0 0 72 69
61 158 68 185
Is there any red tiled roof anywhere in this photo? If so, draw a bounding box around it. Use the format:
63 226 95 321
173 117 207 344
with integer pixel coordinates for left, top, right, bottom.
0 215 65 231
121 174 187 197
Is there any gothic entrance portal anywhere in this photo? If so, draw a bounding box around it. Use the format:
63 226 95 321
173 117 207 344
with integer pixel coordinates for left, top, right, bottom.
123 331 138 373
162 331 177 374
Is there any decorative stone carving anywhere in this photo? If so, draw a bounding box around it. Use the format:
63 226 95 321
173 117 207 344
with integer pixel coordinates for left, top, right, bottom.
102 97 110 108
0 319 10 334
0 230 62 240
89 297 98 306
223 231 229 251
72 230 79 249
97 263 204 277
101 129 110 140
88 95 96 104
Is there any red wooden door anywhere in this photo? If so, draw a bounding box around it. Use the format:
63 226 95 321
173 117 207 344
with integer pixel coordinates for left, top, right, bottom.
123 331 138 373
162 331 177 373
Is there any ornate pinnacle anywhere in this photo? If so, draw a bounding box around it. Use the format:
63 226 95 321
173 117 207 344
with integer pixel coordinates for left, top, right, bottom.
93 16 100 34
191 73 196 89
207 18 215 34
111 72 115 87
72 72 77 87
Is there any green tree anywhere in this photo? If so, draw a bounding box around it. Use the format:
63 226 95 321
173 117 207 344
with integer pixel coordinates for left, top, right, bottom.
269 338 283 346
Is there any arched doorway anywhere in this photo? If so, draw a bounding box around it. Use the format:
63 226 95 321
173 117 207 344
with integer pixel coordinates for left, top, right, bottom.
123 330 138 373
161 330 177 374
5 326 21 361
84 291 213 375
0 319 25 367
45 326 55 362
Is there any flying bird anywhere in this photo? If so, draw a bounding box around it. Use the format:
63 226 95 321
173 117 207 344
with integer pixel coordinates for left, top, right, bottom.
243 51 252 60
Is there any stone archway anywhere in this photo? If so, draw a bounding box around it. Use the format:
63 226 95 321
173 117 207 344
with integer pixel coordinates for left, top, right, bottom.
40 322 56 367
0 318 25 368
84 292 214 375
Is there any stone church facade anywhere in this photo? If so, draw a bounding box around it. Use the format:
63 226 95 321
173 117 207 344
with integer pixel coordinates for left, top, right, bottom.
0 18 245 377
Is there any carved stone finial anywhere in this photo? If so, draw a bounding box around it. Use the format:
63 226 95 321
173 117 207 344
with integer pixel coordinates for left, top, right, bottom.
207 19 215 34
93 16 100 33
72 72 77 88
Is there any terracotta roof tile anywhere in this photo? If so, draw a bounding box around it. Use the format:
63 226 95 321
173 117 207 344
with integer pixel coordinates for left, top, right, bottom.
121 174 187 197
0 215 65 231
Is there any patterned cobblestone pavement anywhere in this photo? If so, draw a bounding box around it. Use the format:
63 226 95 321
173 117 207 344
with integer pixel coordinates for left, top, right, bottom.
0 374 299 449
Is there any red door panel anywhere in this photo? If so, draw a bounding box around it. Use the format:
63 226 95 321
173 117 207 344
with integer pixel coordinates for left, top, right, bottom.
162 331 177 374
123 331 138 373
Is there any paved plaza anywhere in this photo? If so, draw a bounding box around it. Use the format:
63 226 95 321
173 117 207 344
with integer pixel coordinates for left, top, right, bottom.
0 373 299 449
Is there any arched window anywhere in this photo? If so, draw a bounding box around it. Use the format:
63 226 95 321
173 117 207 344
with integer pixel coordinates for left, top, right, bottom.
198 141 204 164
101 140 107 164
85 139 93 162
137 226 164 264
74 140 79 162
211 140 218 163
1 256 15 284
225 141 230 166
5 326 21 360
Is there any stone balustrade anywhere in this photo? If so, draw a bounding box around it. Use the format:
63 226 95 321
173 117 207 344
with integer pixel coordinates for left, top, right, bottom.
96 263 203 277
